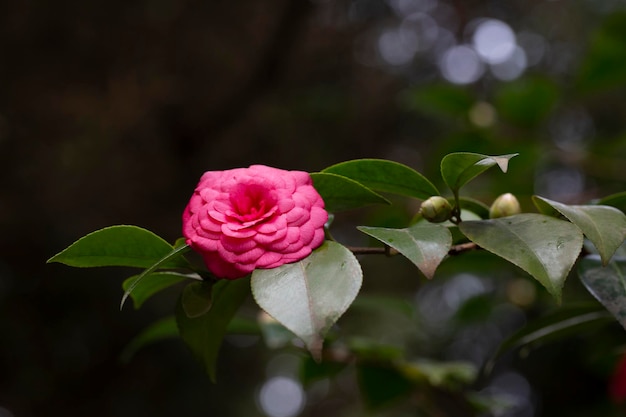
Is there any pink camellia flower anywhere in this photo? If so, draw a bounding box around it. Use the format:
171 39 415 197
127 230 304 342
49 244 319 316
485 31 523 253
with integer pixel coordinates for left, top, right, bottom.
182 165 328 279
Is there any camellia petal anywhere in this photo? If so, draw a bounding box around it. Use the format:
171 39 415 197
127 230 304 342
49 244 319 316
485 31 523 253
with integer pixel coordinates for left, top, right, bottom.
182 165 328 279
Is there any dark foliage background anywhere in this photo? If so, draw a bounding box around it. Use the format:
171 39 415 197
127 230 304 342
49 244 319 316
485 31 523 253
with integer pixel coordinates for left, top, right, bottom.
1 0 625 416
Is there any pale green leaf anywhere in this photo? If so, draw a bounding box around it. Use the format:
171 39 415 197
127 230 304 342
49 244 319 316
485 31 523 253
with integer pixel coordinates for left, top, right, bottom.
122 272 200 309
176 277 250 382
533 196 626 265
251 241 362 360
578 255 626 330
358 223 452 279
440 152 518 193
310 172 390 212
47 225 189 268
459 214 583 301
322 158 439 200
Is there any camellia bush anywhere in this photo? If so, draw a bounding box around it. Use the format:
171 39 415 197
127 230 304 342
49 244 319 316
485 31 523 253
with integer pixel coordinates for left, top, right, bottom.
48 152 626 415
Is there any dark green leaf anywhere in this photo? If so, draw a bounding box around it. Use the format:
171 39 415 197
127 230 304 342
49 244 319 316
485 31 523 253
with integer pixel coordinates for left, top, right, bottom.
350 294 415 317
122 272 199 309
120 314 259 364
357 364 414 410
120 316 179 363
533 196 626 265
440 153 518 193
459 214 583 301
579 255 626 330
485 303 612 374
120 244 192 309
598 191 626 214
300 355 347 386
181 281 214 318
251 241 362 360
176 277 250 382
310 172 390 212
47 225 189 269
358 223 452 279
322 159 439 200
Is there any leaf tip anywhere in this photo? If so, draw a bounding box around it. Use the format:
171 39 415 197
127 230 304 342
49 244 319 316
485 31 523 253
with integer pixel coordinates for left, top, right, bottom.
308 338 324 363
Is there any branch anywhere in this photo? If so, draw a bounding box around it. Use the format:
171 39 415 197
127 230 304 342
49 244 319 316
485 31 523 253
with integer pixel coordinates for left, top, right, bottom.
347 242 478 256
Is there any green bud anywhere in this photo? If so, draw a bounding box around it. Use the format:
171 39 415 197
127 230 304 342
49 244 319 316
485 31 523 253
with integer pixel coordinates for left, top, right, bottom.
489 193 521 218
420 196 453 223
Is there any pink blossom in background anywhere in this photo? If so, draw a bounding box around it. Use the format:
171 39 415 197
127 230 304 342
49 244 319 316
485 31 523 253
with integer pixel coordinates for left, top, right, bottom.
182 165 328 279
610 353 626 404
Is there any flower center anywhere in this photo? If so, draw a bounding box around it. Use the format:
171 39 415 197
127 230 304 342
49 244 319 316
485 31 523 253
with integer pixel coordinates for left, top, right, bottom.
230 183 276 223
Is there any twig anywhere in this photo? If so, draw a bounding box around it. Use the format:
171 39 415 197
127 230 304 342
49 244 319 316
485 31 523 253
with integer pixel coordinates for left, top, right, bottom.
348 242 478 256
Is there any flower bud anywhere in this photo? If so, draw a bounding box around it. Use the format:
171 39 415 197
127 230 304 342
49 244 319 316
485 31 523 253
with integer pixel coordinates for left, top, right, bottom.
489 193 521 218
420 196 453 223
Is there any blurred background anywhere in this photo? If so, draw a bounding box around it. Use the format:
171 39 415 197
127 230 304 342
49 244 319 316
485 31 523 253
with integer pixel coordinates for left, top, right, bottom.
2 0 626 416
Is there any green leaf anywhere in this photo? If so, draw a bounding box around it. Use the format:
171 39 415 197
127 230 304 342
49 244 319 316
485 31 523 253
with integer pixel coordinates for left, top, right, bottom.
598 191 626 213
47 225 190 268
310 172 390 212
401 360 477 389
533 196 626 265
358 223 452 279
120 316 179 363
120 314 259 364
122 272 200 309
458 214 583 301
440 152 518 193
176 277 250 382
300 355 347 386
322 159 439 200
120 244 192 310
578 255 626 330
485 303 612 374
357 364 415 410
181 281 214 318
251 241 362 360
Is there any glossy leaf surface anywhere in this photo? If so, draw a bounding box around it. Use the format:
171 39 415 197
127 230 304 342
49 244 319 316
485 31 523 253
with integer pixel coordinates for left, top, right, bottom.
47 225 189 268
323 158 439 200
358 223 452 279
181 281 214 318
120 244 191 309
579 255 626 330
534 196 626 264
251 241 362 359
310 172 390 212
440 153 518 193
121 316 179 363
598 191 626 213
459 214 583 300
176 277 250 382
122 271 199 309
486 303 612 374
